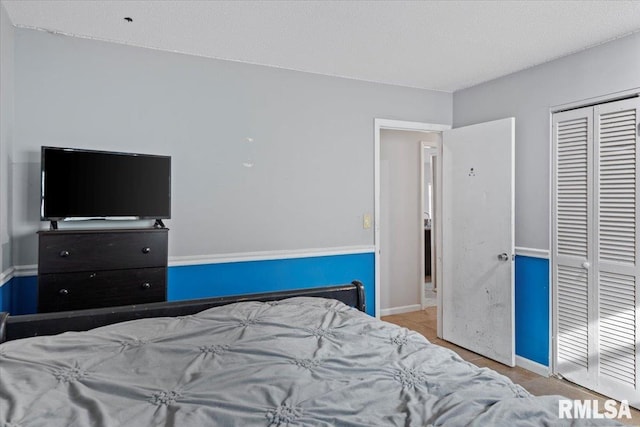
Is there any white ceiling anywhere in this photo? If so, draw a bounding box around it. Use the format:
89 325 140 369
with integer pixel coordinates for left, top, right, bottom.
3 0 640 92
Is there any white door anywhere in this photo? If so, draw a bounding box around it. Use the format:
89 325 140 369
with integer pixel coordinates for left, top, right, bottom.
592 98 639 406
553 105 593 387
442 117 515 366
553 97 640 408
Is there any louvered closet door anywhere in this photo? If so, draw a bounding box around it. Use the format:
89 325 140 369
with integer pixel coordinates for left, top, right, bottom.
553 106 594 388
594 97 640 405
554 97 640 408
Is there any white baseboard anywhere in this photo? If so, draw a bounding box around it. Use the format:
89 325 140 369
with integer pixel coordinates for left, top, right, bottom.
516 355 550 377
0 267 14 287
514 247 550 259
169 245 375 266
13 264 37 277
380 304 422 316
0 264 38 287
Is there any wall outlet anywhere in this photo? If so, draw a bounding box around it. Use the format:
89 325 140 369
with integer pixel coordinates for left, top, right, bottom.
363 213 372 229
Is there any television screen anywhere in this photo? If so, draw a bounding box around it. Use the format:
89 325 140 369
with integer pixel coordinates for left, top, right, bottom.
41 146 171 220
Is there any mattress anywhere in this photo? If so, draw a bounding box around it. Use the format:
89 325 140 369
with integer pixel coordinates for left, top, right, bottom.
0 297 622 426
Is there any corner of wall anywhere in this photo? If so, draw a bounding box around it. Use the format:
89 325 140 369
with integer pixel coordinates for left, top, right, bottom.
0 1 15 275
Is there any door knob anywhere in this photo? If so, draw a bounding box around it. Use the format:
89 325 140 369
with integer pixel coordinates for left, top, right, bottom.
497 253 509 261
582 261 590 269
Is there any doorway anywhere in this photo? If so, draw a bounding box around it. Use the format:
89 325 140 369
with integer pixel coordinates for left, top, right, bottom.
379 130 442 316
421 143 440 308
374 119 450 323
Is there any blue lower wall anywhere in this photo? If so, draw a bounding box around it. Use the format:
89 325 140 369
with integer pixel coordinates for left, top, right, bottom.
0 278 12 312
2 276 38 315
515 255 549 366
13 276 38 315
168 253 375 316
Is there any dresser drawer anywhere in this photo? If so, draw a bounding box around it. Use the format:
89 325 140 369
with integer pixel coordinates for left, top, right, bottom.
38 267 166 313
38 229 168 274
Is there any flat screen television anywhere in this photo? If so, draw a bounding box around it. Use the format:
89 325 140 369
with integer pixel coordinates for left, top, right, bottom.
41 146 171 221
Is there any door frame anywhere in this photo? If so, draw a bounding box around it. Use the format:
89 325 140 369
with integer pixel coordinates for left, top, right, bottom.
420 142 441 310
374 119 450 320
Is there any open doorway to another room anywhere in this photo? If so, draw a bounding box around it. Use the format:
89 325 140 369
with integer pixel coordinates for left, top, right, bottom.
379 129 430 316
422 143 439 308
378 127 442 317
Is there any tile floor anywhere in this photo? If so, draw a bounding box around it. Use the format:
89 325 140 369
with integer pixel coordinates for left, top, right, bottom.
382 307 639 426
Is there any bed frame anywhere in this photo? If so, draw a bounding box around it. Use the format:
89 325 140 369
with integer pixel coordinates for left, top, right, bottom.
0 280 365 343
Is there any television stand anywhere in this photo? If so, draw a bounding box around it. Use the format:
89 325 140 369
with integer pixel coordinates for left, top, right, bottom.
37 227 168 313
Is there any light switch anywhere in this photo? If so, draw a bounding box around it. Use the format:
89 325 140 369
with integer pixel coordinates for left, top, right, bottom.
363 214 372 229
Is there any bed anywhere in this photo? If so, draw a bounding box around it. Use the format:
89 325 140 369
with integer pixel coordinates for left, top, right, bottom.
0 281 622 426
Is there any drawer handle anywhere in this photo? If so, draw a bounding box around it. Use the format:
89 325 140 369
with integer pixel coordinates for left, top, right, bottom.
59 288 69 296
141 282 151 289
142 247 151 254
59 250 70 258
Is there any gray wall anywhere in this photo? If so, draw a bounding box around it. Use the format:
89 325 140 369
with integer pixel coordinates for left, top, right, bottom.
453 32 640 251
11 28 452 266
0 3 13 272
380 129 423 311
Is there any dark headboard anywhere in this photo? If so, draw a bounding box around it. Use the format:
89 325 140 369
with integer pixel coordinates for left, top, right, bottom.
0 280 365 343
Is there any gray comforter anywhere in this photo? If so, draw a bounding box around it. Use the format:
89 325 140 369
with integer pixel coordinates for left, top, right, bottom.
0 297 622 426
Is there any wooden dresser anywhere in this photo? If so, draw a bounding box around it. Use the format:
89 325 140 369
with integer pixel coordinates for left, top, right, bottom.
37 228 168 313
